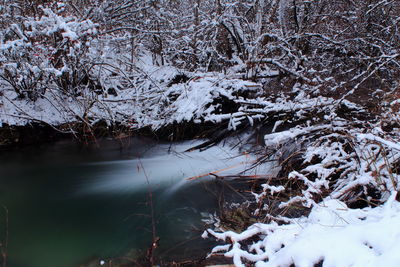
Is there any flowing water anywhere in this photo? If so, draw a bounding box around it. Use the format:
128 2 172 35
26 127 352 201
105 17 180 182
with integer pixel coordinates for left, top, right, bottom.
0 137 253 267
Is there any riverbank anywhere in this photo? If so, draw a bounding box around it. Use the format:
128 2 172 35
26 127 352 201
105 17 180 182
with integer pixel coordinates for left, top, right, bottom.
2 92 400 267
0 61 263 148
2 74 400 266
1 1 400 265
0 121 131 148
1 50 400 266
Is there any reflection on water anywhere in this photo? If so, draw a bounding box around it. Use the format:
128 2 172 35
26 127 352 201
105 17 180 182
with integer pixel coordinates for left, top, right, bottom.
0 137 253 267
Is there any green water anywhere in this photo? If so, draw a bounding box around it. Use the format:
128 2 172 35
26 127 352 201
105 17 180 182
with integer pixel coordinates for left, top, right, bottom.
0 138 218 267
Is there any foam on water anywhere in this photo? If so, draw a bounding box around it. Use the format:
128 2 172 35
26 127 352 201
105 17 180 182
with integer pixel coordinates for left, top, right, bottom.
78 141 259 195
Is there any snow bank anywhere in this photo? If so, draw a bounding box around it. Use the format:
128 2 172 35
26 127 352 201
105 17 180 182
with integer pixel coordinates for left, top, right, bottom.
0 87 134 127
205 192 400 267
202 91 400 267
135 73 261 130
0 51 262 130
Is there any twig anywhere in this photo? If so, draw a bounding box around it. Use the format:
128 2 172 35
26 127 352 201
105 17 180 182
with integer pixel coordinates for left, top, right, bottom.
138 159 159 266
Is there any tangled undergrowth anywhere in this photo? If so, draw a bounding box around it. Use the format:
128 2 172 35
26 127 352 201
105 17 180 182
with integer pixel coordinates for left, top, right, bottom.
202 89 400 266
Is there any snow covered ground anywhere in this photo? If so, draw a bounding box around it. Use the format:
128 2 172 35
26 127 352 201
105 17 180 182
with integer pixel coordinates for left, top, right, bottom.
0 54 260 130
201 100 400 266
204 192 400 267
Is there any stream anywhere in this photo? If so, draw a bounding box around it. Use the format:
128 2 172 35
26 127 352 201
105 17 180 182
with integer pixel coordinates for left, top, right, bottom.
0 137 254 267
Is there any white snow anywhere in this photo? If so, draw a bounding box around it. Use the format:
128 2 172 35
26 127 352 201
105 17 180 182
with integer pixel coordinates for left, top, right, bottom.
0 57 261 131
205 192 400 267
357 133 400 152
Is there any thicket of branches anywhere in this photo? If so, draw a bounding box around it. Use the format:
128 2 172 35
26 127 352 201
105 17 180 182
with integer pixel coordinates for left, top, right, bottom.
1 2 399 265
0 0 399 103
